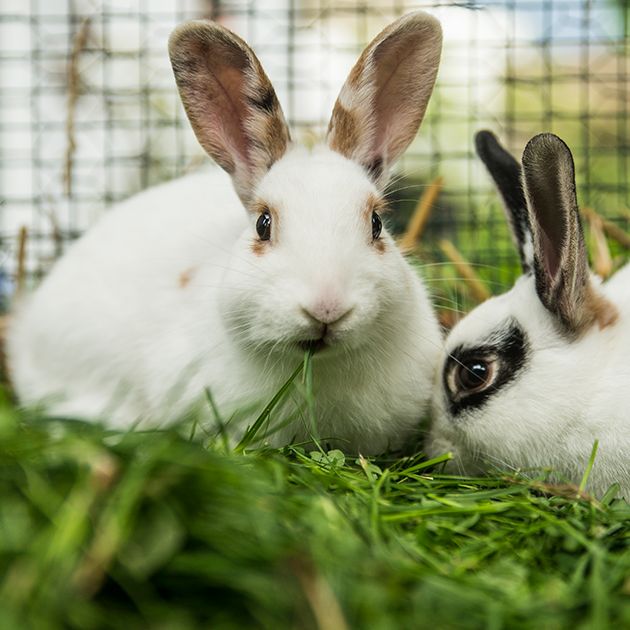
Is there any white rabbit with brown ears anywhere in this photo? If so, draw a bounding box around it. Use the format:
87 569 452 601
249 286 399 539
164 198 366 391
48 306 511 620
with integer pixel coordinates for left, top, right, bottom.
8 13 444 454
428 130 630 497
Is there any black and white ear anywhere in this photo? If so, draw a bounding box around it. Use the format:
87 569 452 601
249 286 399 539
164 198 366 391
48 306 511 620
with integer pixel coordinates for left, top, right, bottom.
169 20 291 206
474 130 532 274
521 133 617 334
326 11 442 188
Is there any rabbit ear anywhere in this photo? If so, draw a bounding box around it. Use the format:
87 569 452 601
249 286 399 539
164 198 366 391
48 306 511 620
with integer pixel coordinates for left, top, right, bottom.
475 131 532 274
326 11 442 188
522 133 617 334
169 20 291 206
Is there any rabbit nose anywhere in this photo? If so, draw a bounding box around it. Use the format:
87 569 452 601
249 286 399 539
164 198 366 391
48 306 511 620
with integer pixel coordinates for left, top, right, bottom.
301 299 354 327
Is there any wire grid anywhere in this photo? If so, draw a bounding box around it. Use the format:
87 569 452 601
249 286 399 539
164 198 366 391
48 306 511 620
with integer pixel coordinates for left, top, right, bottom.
0 0 628 310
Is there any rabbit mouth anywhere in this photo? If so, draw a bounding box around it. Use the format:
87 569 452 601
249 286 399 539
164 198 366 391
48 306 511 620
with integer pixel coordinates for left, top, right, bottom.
298 338 328 354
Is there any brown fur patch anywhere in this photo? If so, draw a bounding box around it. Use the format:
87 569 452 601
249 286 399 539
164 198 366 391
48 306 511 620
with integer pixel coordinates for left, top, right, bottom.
373 238 387 254
560 281 619 338
178 267 197 289
250 239 269 256
327 103 359 159
241 59 291 191
345 50 368 90
364 193 389 220
582 283 619 332
264 113 291 166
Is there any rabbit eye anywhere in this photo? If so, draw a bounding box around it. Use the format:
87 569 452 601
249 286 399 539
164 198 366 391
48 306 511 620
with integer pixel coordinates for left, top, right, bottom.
444 322 529 415
371 211 382 240
449 358 496 396
256 210 272 241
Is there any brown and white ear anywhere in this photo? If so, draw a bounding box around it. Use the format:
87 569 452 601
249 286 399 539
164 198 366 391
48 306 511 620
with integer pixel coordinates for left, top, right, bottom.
522 133 617 335
326 11 442 188
169 20 291 206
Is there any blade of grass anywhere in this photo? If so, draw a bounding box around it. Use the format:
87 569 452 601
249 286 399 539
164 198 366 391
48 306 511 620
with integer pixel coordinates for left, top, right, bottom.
301 348 325 455
234 361 304 453
395 452 453 477
590 549 609 629
204 387 230 452
578 439 599 496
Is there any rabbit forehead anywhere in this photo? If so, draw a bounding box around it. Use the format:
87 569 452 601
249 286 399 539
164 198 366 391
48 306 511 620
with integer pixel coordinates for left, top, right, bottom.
255 145 379 221
445 275 550 354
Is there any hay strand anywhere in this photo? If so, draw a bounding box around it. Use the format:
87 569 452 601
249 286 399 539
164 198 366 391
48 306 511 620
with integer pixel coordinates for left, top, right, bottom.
582 207 630 249
586 209 613 278
16 226 28 296
64 18 91 197
0 314 9 386
399 177 443 252
439 239 491 304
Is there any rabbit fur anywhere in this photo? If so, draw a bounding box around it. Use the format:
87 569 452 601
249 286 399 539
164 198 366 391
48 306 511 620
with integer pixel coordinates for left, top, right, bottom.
428 131 630 497
8 12 444 454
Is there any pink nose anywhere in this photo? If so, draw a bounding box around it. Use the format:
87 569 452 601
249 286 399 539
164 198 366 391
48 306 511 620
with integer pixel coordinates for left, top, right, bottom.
302 299 354 326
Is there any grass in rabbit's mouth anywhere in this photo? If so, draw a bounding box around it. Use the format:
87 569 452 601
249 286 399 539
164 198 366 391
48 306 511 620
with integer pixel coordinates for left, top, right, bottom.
0 374 628 630
298 338 327 353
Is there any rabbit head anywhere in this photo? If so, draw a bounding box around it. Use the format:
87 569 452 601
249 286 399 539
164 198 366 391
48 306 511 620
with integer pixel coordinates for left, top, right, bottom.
169 14 442 360
428 131 626 491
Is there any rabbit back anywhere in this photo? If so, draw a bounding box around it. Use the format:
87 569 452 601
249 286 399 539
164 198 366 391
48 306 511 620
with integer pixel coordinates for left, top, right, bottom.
7 169 247 425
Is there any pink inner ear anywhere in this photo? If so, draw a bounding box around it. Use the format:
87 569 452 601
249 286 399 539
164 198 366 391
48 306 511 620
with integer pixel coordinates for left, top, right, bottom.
173 32 254 173
171 23 290 204
207 63 251 168
371 31 435 163
539 228 561 280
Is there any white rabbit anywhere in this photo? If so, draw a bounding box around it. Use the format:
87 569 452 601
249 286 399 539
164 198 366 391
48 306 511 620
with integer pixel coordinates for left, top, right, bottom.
428 131 630 498
7 13 444 454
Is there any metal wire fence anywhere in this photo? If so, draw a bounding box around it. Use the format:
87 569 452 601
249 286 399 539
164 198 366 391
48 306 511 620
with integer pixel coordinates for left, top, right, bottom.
1 0 628 313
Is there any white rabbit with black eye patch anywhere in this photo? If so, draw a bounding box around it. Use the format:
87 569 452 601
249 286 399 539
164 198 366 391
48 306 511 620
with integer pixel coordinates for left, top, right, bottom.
7 13 443 455
428 131 630 498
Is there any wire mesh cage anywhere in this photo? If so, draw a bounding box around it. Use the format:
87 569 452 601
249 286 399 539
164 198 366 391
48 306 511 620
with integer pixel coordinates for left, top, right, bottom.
1 0 629 315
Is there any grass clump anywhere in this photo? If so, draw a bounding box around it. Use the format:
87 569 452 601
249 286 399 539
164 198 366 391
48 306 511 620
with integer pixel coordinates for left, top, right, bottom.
0 378 629 629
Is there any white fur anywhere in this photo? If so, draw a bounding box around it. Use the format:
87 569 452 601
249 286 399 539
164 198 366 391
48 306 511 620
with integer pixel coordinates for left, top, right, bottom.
429 265 630 497
8 146 441 454
9 14 444 454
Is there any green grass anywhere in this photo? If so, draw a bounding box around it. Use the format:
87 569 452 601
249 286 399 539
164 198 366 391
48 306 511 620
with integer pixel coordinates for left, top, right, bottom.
0 366 629 630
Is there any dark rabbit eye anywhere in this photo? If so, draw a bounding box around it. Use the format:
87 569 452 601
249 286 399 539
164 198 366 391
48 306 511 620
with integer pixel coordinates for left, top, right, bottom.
256 211 272 241
450 358 496 395
371 211 382 240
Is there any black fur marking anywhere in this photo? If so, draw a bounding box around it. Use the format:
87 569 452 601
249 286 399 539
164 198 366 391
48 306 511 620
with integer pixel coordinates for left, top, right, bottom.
248 88 277 114
444 319 529 416
475 130 532 274
366 158 383 182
